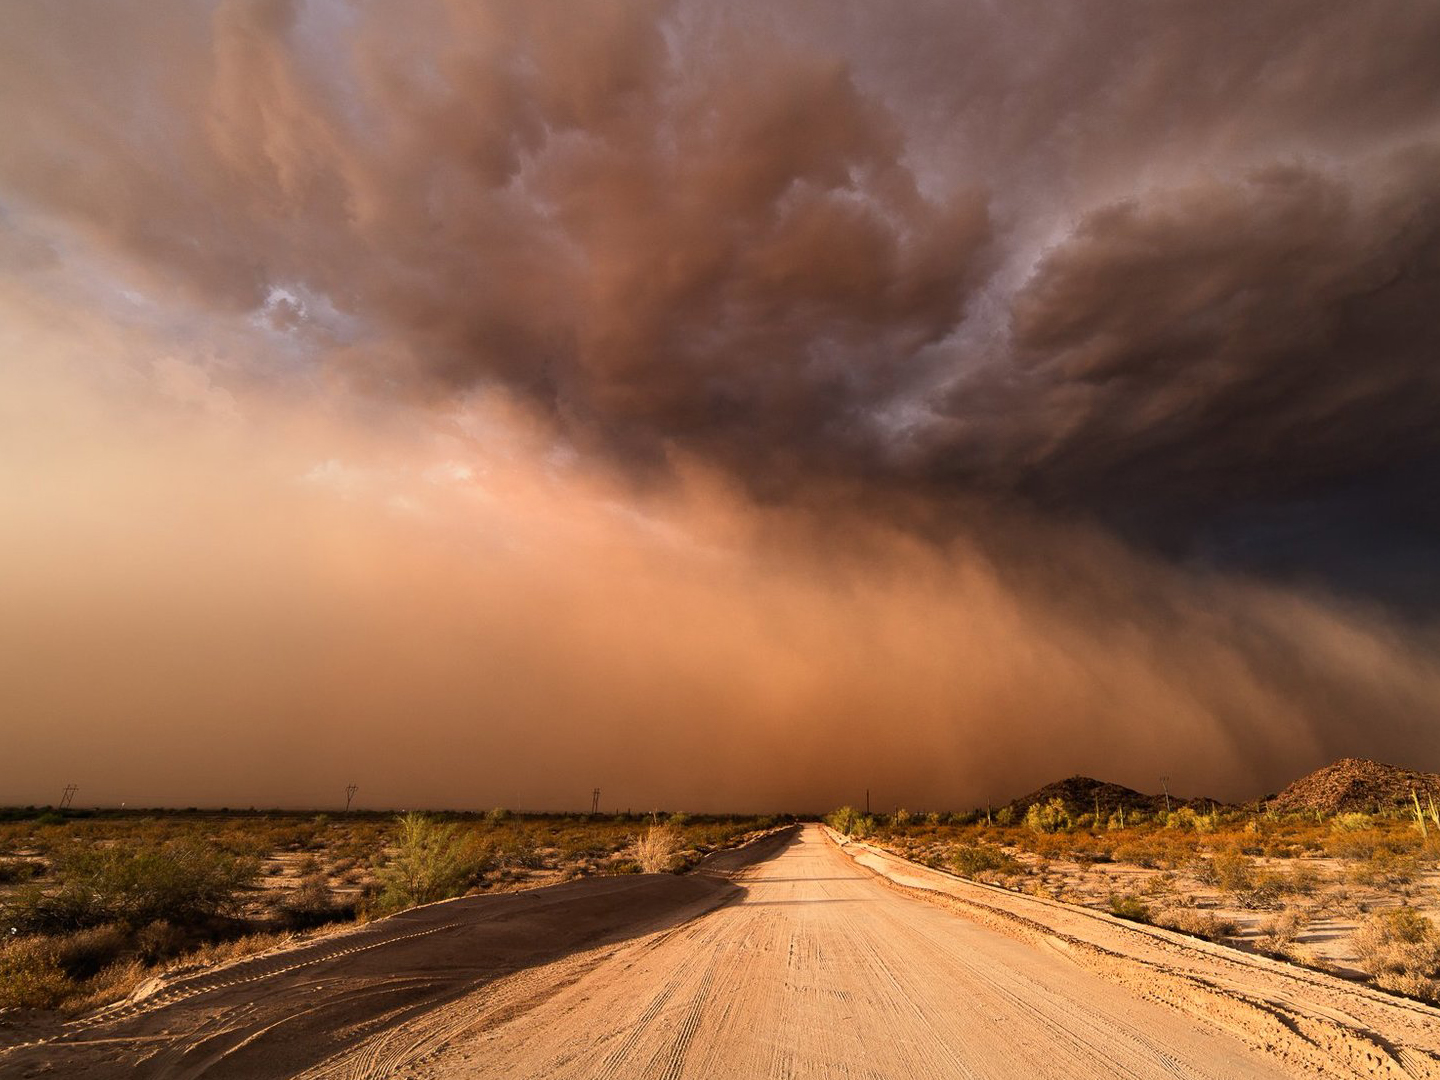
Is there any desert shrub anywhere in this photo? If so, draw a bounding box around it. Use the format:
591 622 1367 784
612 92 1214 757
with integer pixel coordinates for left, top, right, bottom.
0 926 144 1013
1332 812 1373 832
3 839 258 932
635 825 682 873
1326 826 1422 862
994 807 1014 826
1352 908 1440 1002
1206 850 1256 893
1157 908 1238 941
47 925 129 981
1108 894 1153 923
826 807 862 836
1164 808 1200 830
1142 872 1178 898
494 832 541 870
1014 831 1064 859
277 873 354 930
63 957 147 1014
1347 849 1422 886
1025 798 1072 834
948 844 1020 879
1257 910 1304 955
486 807 511 824
373 813 485 913
132 920 189 964
1262 840 1302 859
1111 839 1166 869
0 936 70 1009
0 858 43 884
1257 862 1324 896
1066 835 1113 866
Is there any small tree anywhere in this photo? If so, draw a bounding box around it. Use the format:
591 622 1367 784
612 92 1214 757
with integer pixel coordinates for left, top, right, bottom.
1025 798 1071 834
376 813 483 912
826 806 861 835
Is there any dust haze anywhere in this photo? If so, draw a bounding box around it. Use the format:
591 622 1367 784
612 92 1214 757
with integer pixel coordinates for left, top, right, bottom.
2 1 1439 809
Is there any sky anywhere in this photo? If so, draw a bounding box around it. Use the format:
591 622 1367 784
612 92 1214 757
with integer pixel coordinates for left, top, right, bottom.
2 1 1439 812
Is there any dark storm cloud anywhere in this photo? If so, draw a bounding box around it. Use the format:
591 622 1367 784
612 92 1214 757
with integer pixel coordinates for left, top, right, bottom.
3 0 1440 565
938 154 1440 517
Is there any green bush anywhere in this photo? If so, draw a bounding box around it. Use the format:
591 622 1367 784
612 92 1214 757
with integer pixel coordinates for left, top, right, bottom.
1108 894 1153 923
3 839 258 932
1025 798 1071 834
373 813 485 913
948 844 1020 878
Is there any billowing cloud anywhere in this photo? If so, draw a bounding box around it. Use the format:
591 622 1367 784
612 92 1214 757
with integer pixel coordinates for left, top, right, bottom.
5 2 1440 528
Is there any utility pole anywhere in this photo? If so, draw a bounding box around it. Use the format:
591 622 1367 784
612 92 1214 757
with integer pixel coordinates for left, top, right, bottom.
865 788 870 815
59 784 78 810
345 784 358 812
591 788 601 815
1160 776 1172 815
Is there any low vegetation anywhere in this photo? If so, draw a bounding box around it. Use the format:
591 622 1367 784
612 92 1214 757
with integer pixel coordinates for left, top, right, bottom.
1352 907 1440 1002
634 824 683 873
0 806 782 1015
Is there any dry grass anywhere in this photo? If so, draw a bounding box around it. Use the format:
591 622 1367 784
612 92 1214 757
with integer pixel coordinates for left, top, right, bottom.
1256 909 1305 956
1156 908 1240 942
1352 908 1440 1002
635 825 683 873
0 927 147 1013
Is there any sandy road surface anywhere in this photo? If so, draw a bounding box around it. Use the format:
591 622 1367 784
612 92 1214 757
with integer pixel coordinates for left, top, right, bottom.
5 824 1310 1079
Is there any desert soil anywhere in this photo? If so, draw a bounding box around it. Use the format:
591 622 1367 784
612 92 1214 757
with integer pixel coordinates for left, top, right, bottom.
5 824 1438 1079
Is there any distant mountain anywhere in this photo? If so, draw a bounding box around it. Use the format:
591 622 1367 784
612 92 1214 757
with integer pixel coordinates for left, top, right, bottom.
1006 775 1179 818
1267 757 1440 815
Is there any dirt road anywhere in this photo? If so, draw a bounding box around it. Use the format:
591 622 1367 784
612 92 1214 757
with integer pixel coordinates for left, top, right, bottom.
5 824 1434 1079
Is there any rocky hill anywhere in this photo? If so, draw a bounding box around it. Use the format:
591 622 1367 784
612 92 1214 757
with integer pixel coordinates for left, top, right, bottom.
1267 757 1440 815
1006 775 1178 818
